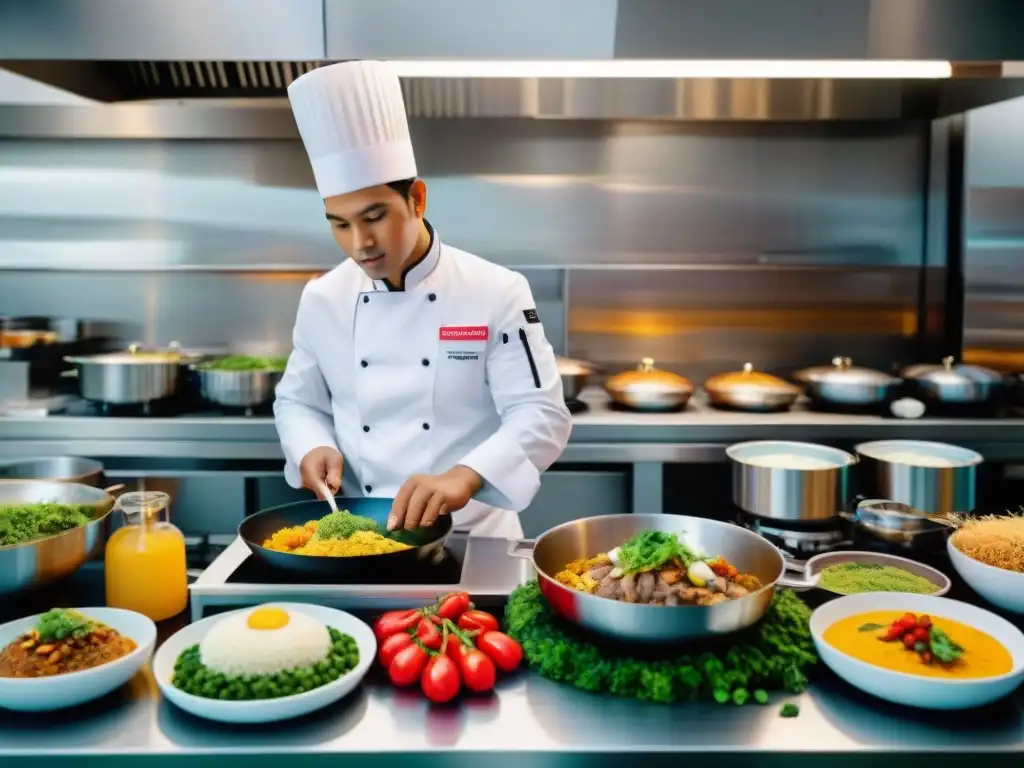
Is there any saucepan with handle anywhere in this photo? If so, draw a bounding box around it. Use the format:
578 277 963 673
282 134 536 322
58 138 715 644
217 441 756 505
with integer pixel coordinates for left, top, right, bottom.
507 514 785 643
238 495 454 579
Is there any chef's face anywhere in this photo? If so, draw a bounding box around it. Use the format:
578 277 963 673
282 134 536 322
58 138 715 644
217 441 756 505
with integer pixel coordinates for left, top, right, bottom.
323 180 427 281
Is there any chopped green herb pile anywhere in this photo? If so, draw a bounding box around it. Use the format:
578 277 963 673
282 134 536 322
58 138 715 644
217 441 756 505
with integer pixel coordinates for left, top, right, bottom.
929 626 964 664
818 562 939 596
172 627 359 700
780 702 800 718
313 509 379 540
504 580 816 706
197 354 289 373
617 529 704 573
35 608 95 643
0 503 94 547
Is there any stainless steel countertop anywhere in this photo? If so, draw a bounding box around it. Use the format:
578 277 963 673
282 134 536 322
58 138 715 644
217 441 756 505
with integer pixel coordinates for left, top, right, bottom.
3 389 1024 462
1 567 1023 765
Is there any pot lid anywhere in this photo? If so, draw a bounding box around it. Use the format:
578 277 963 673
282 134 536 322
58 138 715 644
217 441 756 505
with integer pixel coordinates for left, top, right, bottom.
704 363 800 395
794 356 900 386
66 341 187 364
556 356 593 376
605 357 694 395
900 356 1003 385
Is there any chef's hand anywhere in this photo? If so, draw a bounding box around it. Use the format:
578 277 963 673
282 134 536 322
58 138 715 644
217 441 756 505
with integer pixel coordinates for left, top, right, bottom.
299 446 344 498
388 465 483 531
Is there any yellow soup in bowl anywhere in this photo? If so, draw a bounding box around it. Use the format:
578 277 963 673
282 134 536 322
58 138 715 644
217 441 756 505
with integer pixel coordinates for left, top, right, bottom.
823 610 1014 680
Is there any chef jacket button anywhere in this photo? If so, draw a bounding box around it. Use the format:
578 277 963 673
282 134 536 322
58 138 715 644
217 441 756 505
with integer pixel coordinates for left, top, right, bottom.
363 295 369 304
360 359 368 368
428 293 436 302
363 425 370 433
421 358 430 367
422 422 430 430
365 484 372 493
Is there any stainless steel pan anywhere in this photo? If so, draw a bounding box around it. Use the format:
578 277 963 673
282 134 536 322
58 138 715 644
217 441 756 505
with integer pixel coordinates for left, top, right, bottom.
0 480 122 596
0 456 104 486
192 368 284 412
508 514 785 644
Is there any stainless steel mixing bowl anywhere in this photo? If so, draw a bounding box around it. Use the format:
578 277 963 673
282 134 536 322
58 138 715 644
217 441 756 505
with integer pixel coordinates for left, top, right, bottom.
0 481 119 596
508 514 785 644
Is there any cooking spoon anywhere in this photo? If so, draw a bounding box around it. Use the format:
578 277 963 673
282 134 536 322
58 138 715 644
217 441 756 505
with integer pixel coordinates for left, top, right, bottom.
315 479 339 515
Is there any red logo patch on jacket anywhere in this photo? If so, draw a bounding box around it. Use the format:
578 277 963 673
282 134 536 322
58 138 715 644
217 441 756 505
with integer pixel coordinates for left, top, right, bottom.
439 326 489 341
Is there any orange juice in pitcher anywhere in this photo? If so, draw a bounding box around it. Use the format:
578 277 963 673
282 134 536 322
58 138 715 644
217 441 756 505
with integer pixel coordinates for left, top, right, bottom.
105 490 187 621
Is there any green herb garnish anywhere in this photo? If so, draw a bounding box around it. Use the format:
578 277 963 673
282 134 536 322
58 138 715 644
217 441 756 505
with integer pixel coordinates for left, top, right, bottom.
0 504 94 547
313 509 379 540
35 609 94 643
197 355 289 373
929 627 964 664
857 622 886 632
616 529 704 573
780 703 800 718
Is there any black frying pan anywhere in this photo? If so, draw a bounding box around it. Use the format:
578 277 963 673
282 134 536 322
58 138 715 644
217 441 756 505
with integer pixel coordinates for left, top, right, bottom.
238 496 453 579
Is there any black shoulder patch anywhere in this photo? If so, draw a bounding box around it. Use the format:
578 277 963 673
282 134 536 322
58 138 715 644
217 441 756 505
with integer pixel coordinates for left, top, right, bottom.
523 308 540 324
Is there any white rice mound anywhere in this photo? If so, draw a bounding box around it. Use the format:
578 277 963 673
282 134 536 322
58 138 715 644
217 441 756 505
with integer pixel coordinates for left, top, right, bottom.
199 609 332 678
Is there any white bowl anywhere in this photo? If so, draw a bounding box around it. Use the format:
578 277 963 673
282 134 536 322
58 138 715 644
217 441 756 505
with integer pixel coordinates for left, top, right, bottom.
947 535 1024 614
154 603 375 724
811 592 1024 710
0 607 156 712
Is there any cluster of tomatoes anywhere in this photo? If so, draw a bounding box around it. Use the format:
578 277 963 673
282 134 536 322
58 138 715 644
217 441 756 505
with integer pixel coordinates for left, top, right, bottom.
373 591 523 703
878 612 940 664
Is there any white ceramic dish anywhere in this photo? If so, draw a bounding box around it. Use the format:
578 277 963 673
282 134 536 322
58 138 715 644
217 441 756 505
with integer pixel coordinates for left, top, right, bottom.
811 592 1024 710
154 602 375 724
948 536 1024 615
0 607 156 712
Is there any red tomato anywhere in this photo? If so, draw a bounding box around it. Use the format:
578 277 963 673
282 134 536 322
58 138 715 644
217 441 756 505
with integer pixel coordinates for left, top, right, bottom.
913 627 930 643
456 648 496 693
898 614 918 630
444 638 466 662
421 655 461 703
435 592 471 621
457 610 500 634
902 633 917 649
918 615 932 629
378 632 414 668
476 631 523 673
416 618 443 650
389 643 429 687
373 609 419 641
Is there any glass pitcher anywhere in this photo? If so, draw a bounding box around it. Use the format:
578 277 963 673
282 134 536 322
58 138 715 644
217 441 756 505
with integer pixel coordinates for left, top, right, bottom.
105 490 188 621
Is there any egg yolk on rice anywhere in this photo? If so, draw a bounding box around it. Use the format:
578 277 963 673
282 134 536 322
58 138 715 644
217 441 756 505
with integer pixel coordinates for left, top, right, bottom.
262 523 412 557
200 607 332 677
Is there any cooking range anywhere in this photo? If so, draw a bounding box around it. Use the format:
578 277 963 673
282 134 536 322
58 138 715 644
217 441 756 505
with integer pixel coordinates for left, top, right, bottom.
188 533 528 622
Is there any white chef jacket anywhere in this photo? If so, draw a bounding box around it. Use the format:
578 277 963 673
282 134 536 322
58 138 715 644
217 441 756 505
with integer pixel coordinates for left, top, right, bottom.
273 223 573 538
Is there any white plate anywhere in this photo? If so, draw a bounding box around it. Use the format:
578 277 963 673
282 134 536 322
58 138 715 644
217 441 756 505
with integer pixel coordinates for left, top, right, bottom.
811 592 1024 710
947 536 1024 615
153 603 375 724
0 607 156 712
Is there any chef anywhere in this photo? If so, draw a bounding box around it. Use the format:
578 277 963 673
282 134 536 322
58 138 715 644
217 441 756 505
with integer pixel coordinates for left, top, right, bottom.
274 60 573 539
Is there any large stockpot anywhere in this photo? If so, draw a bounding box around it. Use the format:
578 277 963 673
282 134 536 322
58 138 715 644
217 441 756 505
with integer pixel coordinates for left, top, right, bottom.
507 514 785 644
794 356 901 407
65 342 194 405
854 440 982 515
0 480 120 596
704 363 801 412
0 456 104 486
900 357 1003 405
604 358 694 411
727 440 857 522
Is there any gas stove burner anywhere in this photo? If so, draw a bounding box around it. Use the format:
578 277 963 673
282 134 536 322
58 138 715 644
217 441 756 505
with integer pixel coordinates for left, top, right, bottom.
736 509 847 558
67 399 183 418
565 398 588 414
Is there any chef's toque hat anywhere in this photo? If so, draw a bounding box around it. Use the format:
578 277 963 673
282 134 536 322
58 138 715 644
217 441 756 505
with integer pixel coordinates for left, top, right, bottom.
287 60 417 199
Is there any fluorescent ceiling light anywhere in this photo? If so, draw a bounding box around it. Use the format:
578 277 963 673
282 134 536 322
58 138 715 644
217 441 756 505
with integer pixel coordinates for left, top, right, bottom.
385 59 952 79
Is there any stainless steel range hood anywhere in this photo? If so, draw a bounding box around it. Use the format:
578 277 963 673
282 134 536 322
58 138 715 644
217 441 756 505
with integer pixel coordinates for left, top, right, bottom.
1 0 1023 124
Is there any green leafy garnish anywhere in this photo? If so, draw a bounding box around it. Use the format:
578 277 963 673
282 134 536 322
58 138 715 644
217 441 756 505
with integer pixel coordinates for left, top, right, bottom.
35 609 94 643
929 627 964 664
0 504 94 547
313 509 379 540
857 622 885 633
617 529 704 573
780 703 800 718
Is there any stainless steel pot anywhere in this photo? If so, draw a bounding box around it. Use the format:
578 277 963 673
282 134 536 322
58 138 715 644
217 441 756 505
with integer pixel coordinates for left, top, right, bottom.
900 356 1003 404
704 363 801 412
556 356 594 402
0 456 104 486
854 439 982 515
843 498 954 549
507 514 785 643
727 440 857 522
794 356 901 406
603 358 694 411
193 368 284 413
0 480 120 596
65 342 193 405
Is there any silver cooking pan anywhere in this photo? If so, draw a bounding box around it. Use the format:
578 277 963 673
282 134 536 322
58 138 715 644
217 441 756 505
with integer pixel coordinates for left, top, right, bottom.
508 514 785 644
